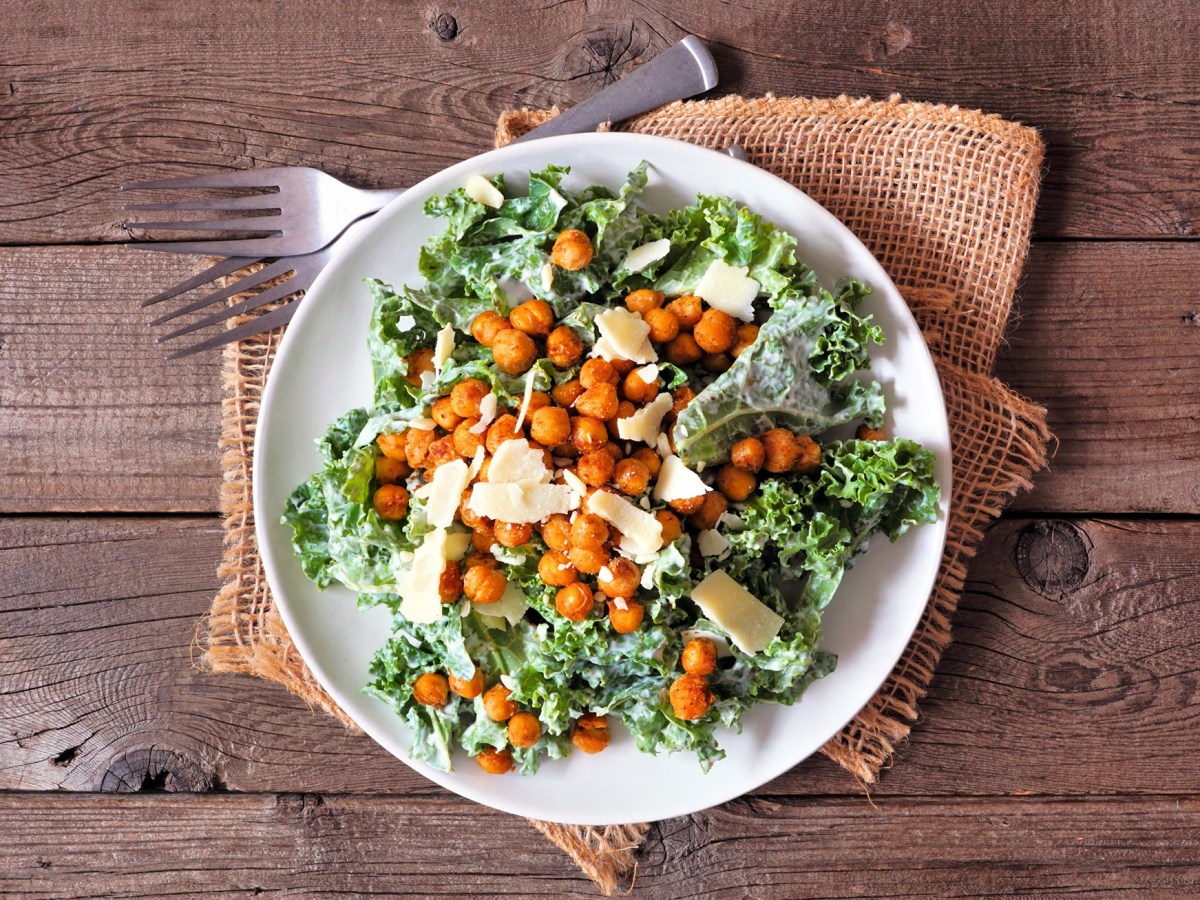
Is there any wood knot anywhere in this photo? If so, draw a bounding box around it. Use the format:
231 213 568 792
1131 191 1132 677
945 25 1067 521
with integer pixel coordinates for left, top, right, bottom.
98 747 219 793
1015 520 1090 598
429 11 459 41
569 23 650 88
866 22 912 61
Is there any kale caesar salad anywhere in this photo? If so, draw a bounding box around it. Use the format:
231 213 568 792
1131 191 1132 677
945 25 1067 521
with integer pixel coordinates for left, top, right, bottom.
282 163 939 776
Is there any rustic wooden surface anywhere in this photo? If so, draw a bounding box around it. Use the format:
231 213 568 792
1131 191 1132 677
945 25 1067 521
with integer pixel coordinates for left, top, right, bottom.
2 0 1197 896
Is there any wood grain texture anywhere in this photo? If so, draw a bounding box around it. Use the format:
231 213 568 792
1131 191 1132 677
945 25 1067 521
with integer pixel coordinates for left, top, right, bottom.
0 0 1196 242
3 516 1197 799
2 792 1198 898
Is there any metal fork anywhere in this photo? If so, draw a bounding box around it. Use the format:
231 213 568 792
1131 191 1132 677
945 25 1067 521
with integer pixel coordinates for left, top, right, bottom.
129 35 720 356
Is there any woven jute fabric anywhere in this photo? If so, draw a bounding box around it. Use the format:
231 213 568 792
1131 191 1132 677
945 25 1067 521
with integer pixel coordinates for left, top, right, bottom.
202 94 1050 894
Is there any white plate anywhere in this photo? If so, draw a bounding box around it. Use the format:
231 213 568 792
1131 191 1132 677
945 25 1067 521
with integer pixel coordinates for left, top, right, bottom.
255 133 951 826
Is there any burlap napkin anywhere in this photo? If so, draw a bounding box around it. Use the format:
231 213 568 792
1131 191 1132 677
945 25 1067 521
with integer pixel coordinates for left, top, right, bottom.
202 94 1051 894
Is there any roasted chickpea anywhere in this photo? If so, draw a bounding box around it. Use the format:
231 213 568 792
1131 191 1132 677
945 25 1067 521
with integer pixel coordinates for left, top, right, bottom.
507 711 542 749
654 509 683 544
572 713 610 754
527 406 568 447
450 378 490 419
792 434 822 475
485 414 522 453
438 560 463 603
546 325 584 368
664 333 703 366
613 457 651 496
372 484 409 521
575 383 619 420
643 307 680 344
688 490 728 532
430 396 462 431
665 294 703 328
412 672 449 707
681 638 718 676
551 228 594 270
622 369 659 404
555 582 595 621
731 437 765 473
609 400 636 440
668 493 706 515
625 288 665 314
509 298 554 337
631 447 662 479
453 419 485 457
405 347 436 387
448 665 484 699
608 598 645 633
491 328 538 376
494 520 533 548
471 310 511 348
377 430 408 462
482 684 517 722
603 442 624 464
424 435 460 473
459 498 490 530
538 550 577 587
579 358 618 388
701 352 732 373
732 322 760 357
471 528 496 553
571 416 609 453
464 565 506 605
540 515 572 552
671 386 697 416
762 428 800 473
694 308 737 353
669 673 715 720
598 557 640 598
527 391 552 414
856 424 887 442
476 747 514 774
716 464 757 502
570 513 610 549
577 449 616 486
464 550 497 570
375 454 410 485
569 542 610 576
552 378 586 408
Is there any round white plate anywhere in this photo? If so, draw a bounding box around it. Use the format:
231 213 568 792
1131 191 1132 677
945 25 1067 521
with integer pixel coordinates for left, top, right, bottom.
255 133 951 826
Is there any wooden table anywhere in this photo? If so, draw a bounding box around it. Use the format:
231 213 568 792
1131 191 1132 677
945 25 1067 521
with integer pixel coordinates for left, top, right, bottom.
3 2 1198 896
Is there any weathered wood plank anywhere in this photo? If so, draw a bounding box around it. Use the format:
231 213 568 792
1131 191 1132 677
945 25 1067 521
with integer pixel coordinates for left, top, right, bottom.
3 515 1197 799
2 792 1197 898
0 0 1196 241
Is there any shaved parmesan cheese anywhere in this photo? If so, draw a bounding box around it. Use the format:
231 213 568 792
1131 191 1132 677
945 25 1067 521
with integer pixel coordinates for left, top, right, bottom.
541 263 554 293
617 392 673 444
460 600 472 617
653 454 710 502
408 417 437 431
592 308 656 364
469 393 498 434
485 582 531 626
561 467 588 499
612 595 630 611
633 363 659 384
444 531 472 561
468 480 577 523
598 565 614 583
512 365 538 432
689 571 783 655
656 434 673 457
399 528 450 624
433 325 455 374
588 491 663 555
465 174 504 209
466 446 486 479
488 440 550 484
694 259 760 322
697 528 730 558
621 238 671 272
499 674 517 690
419 458 471 528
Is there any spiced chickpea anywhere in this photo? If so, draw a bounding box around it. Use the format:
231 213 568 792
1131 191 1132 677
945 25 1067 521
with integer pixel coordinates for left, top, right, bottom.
579 358 617 388
762 428 801 473
598 557 640 598
694 308 737 353
540 515 571 552
471 310 510 347
577 450 615 486
527 391 552 414
669 673 715 720
570 416 609 453
431 396 462 431
609 401 636 440
424 436 460 473
459 500 490 531
665 294 703 328
688 491 728 531
608 599 645 633
486 414 522 453
668 493 706 515
491 328 538 375
494 520 533 548
438 560 463 603
716 464 757 502
654 509 683 544
377 430 408 462
413 672 448 707
681 638 718 676
482 684 517 722
405 347 436 387
575 383 619 420
546 325 584 368
570 513 609 549
463 565 506 605
671 386 697 416
732 322 760 357
856 424 887 442
509 298 554 337
625 288 665 314
552 378 585 408
372 485 409 521
475 457 492 484
572 714 610 754
538 550 577 587
642 307 680 344
471 528 496 553
465 550 497 570
450 378 490 418
448 665 484 699
622 369 659 404
664 333 703 366
555 582 595 622
603 442 624 463
375 455 410 485
701 352 732 373
551 228 594 270
614 457 651 496
631 447 662 479
530 406 570 447
507 712 542 749
569 542 610 576
610 358 636 377
731 437 765 473
476 747 514 774
453 419 484 457
792 434 822 475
